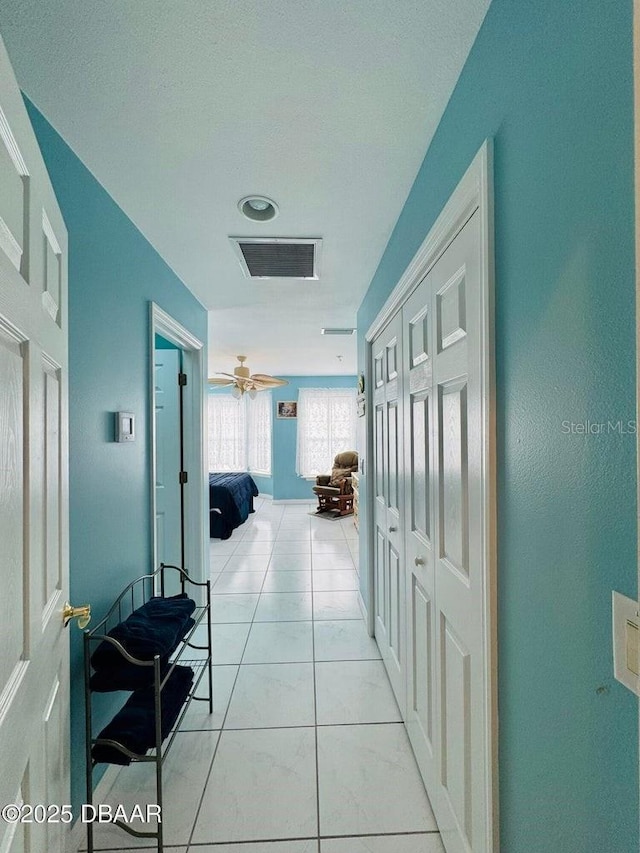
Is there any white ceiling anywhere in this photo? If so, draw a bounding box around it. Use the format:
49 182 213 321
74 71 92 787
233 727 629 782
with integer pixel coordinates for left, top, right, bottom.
0 0 490 376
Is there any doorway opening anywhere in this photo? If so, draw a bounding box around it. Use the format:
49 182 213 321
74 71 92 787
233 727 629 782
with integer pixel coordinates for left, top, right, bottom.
149 302 206 586
154 334 185 570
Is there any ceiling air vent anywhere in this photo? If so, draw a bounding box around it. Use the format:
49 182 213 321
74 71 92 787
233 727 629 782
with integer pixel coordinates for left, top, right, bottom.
230 237 321 280
321 328 355 336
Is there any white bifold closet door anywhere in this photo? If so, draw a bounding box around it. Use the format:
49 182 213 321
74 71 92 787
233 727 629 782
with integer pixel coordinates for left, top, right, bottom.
373 208 490 853
372 312 405 715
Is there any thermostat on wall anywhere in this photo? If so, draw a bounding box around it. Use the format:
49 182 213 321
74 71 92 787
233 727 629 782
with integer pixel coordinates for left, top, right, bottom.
116 412 135 442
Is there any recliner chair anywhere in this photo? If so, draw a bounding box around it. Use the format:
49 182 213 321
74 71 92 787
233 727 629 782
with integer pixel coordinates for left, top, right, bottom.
312 450 359 516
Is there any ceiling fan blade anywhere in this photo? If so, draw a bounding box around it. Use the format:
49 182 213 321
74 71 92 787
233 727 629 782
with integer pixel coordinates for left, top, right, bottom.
250 374 289 387
207 377 235 386
260 379 289 388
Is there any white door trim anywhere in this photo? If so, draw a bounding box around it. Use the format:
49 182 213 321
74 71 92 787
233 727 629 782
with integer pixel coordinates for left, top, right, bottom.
365 141 493 345
150 302 206 585
363 139 497 850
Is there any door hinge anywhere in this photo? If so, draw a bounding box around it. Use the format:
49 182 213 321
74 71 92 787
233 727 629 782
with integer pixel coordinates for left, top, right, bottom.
179 471 188 485
178 372 187 386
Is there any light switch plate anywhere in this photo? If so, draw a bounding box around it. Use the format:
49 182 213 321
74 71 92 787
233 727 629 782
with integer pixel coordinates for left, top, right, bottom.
612 590 640 696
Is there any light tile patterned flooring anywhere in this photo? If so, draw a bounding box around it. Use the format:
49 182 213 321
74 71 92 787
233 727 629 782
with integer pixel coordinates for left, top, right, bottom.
87 498 443 853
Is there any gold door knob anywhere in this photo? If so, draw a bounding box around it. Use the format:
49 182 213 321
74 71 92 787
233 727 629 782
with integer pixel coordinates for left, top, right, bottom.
62 602 91 629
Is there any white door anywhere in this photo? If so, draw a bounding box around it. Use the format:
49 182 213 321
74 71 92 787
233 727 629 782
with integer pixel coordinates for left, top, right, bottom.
154 347 183 570
371 313 405 713
0 34 70 853
402 270 438 799
403 211 489 853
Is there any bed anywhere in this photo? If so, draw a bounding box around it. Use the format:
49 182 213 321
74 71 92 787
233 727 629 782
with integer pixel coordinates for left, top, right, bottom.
209 472 259 539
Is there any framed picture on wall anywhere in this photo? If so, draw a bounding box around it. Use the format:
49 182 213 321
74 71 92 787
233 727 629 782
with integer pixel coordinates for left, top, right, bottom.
277 401 297 419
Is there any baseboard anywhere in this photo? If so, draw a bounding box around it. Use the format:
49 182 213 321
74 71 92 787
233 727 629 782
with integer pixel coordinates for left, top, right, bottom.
358 589 368 622
257 492 273 499
359 588 377 637
272 499 314 505
66 764 120 853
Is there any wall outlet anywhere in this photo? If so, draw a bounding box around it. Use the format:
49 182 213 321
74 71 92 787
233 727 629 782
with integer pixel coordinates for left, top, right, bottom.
612 591 640 696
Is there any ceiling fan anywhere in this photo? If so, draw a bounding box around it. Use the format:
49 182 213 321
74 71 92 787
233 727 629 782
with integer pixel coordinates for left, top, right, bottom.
208 355 288 398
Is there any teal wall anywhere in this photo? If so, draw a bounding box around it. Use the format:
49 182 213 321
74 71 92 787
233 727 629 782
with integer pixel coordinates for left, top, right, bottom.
155 333 181 350
272 376 357 500
356 1 638 851
208 376 356 501
251 472 273 494
25 100 208 812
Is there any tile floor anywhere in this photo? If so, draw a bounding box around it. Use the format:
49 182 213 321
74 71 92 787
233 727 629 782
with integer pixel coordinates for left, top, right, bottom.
86 498 443 853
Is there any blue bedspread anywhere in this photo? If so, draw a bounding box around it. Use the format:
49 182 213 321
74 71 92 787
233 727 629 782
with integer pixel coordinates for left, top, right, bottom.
209 472 259 539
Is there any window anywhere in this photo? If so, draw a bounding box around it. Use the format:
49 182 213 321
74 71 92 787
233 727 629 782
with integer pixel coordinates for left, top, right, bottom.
247 393 271 475
296 388 357 478
208 392 272 475
208 394 246 471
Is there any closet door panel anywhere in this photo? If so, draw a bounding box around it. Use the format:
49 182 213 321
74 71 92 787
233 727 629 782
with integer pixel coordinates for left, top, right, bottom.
371 314 405 713
403 275 437 795
432 211 487 853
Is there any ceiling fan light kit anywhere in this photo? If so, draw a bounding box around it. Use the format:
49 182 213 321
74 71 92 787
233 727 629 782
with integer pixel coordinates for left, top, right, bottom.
209 355 288 396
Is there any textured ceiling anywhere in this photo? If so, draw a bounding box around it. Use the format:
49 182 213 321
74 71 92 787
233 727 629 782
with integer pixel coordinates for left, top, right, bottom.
0 0 490 375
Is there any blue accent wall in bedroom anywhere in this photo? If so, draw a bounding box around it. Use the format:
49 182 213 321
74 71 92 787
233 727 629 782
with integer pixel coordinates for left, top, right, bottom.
356 0 637 850
272 376 357 501
25 98 208 813
251 473 273 494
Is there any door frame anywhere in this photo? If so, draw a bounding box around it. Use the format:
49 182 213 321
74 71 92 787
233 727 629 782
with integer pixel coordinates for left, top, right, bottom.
149 302 206 584
634 0 640 786
364 139 497 849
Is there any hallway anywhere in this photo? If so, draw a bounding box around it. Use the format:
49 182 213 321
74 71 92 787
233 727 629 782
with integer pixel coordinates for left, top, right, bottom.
86 497 443 852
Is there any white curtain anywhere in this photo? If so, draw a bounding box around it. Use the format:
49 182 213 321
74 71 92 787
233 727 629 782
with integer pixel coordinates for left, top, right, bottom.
208 392 272 474
296 388 357 478
247 392 272 475
208 394 246 471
